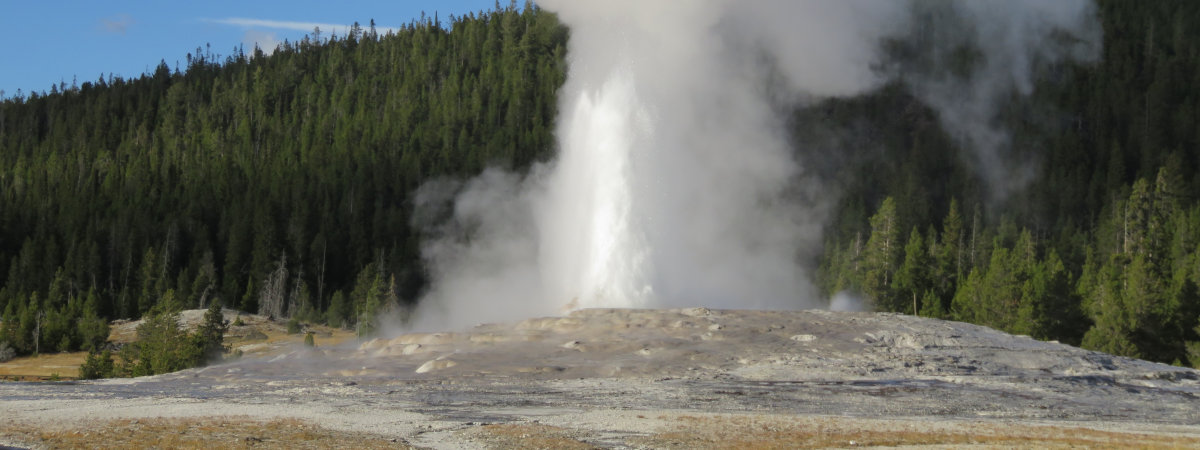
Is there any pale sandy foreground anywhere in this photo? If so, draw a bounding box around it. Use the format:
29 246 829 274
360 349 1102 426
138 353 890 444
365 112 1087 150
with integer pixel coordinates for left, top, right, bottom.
3 308 1200 448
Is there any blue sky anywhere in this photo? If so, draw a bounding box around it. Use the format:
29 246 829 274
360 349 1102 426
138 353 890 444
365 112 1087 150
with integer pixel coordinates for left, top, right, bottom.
0 0 506 98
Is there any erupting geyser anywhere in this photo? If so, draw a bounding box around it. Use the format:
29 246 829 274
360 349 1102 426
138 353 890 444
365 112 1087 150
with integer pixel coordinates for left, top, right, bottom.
412 0 1099 330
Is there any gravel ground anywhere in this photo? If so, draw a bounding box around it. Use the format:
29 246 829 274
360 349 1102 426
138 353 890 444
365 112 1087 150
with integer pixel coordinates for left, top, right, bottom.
3 308 1199 448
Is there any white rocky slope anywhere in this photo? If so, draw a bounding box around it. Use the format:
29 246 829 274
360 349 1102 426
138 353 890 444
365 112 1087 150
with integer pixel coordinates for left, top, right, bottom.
3 308 1199 447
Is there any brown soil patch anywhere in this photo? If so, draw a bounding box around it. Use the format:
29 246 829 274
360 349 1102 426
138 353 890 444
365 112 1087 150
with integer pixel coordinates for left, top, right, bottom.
226 322 357 357
637 415 1200 449
469 423 597 449
0 351 85 380
0 416 409 450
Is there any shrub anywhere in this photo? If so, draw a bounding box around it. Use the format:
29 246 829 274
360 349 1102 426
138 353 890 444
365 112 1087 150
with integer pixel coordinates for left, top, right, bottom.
232 316 245 327
125 307 197 376
77 312 111 353
304 332 315 347
0 341 15 363
194 302 229 362
79 349 116 379
287 317 302 335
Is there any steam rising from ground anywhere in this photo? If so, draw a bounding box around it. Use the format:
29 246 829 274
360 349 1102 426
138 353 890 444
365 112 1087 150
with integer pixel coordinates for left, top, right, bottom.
893 1 1101 201
411 1 1098 330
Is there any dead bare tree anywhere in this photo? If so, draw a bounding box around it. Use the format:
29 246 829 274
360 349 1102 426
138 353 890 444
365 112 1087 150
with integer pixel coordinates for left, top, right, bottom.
33 310 44 355
259 251 288 319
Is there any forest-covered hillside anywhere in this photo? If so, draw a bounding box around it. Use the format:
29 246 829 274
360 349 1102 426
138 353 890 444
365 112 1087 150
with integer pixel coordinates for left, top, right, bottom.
0 3 566 354
2 1 1199 367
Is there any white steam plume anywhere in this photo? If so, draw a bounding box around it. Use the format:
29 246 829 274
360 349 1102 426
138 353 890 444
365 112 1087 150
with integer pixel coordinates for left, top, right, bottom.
410 1 1100 330
892 1 1101 201
243 30 282 56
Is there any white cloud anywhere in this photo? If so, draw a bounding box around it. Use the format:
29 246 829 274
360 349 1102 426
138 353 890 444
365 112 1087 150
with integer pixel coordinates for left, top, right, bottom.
100 14 134 35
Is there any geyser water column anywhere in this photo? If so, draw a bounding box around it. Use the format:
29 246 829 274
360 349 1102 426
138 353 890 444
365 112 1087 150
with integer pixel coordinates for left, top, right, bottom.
536 1 803 312
542 7 802 311
537 69 653 310
533 0 910 312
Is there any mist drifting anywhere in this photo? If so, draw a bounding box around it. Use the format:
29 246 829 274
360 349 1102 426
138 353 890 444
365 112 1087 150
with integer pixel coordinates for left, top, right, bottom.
411 0 1099 330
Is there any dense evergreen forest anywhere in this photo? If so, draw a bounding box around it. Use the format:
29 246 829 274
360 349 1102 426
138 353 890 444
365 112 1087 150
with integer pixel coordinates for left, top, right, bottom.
1 1 1199 368
0 3 566 355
